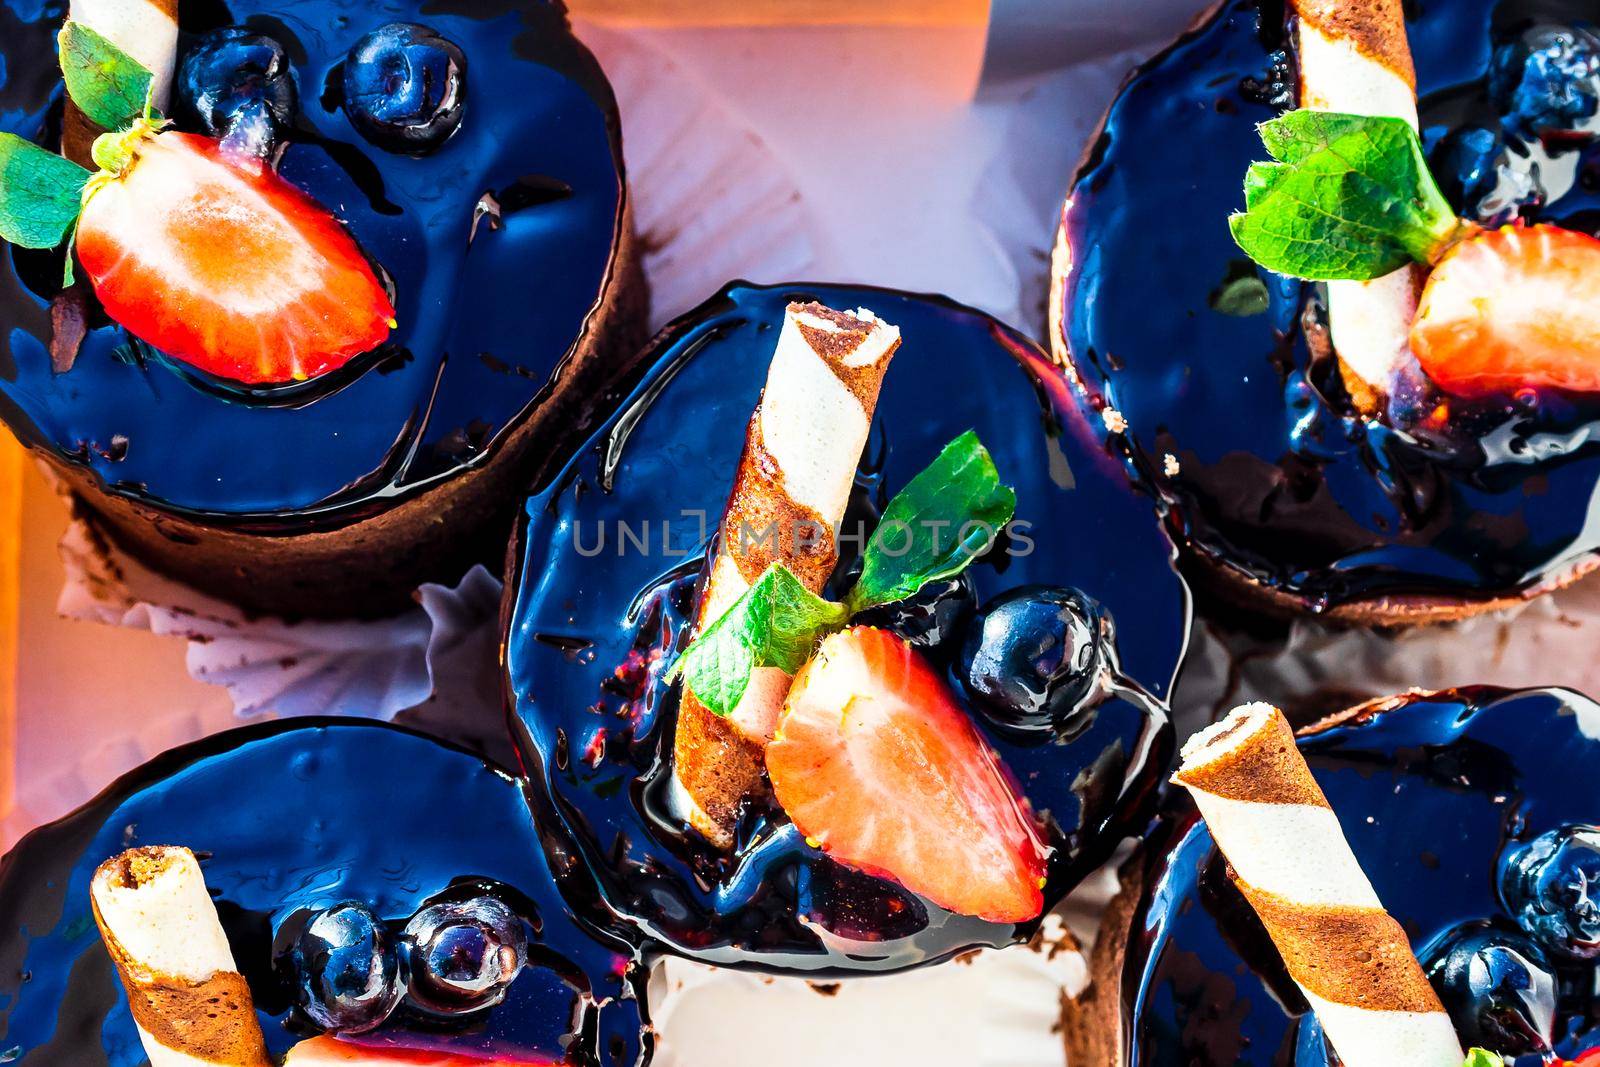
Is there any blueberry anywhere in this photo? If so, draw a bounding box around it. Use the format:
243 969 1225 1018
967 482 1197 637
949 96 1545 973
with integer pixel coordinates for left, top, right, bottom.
1501 824 1600 961
1491 25 1600 140
1427 126 1507 218
853 574 976 659
1422 922 1556 1056
402 896 527 1015
287 901 402 1034
175 27 296 150
342 23 466 154
957 585 1108 737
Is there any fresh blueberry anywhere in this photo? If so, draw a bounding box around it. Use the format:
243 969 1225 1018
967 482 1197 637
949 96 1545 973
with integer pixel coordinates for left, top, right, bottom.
853 574 976 659
1490 24 1600 140
1500 824 1600 961
1422 922 1556 1056
1427 126 1507 218
287 901 402 1034
175 27 296 151
958 585 1108 737
342 23 467 154
402 896 527 1015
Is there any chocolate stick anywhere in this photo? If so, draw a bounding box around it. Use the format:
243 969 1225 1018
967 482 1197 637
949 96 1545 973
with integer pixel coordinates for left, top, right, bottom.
1172 704 1463 1067
670 302 901 847
1292 0 1422 410
91 847 272 1067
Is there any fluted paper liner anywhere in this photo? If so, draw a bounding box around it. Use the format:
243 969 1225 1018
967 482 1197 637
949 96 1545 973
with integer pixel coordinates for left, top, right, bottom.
671 303 900 845
91 846 271 1067
1172 703 1463 1067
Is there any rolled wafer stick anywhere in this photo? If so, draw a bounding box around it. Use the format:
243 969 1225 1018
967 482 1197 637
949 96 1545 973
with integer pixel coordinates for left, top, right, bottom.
91 846 272 1067
671 302 901 847
61 0 180 164
1292 0 1422 410
1172 703 1463 1067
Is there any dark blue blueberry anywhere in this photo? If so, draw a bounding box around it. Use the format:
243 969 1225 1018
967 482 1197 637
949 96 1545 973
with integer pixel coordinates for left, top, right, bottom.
1490 25 1600 140
1422 922 1556 1056
402 896 527 1015
1427 126 1507 218
287 901 402 1034
853 573 976 659
175 27 295 150
958 585 1108 737
342 23 466 155
1500 824 1600 961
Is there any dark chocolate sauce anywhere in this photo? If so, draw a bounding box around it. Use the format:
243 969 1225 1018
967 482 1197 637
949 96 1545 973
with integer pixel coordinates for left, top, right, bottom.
1124 688 1600 1065
0 0 623 529
1057 0 1600 609
0 721 648 1065
505 283 1188 974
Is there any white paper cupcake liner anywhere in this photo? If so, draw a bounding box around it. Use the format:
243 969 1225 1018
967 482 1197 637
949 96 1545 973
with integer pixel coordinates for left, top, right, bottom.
44 22 818 729
1175 568 1600 736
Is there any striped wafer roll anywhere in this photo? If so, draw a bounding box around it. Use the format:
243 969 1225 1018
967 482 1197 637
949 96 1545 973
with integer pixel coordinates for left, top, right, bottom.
1292 0 1422 410
671 302 901 847
91 846 272 1067
1172 703 1463 1067
61 0 180 164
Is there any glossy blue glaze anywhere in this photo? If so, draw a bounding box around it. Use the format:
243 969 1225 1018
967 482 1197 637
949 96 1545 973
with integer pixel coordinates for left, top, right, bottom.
506 282 1188 974
1126 689 1600 1065
0 0 622 527
1057 0 1600 609
0 721 647 1064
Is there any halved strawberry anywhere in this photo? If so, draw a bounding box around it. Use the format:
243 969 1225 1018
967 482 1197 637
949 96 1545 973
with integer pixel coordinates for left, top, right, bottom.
75 129 394 386
283 1036 553 1064
766 626 1048 923
1411 224 1600 397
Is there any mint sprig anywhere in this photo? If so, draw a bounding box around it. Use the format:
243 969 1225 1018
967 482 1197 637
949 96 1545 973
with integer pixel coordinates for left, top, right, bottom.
849 429 1015 613
0 136 91 249
0 22 155 255
676 432 1016 716
58 21 155 133
1230 110 1463 281
678 565 850 716
1461 1050 1502 1067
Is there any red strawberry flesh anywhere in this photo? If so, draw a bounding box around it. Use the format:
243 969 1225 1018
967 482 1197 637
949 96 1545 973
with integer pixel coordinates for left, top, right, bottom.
284 1035 553 1064
75 131 394 386
1412 224 1600 397
766 625 1048 924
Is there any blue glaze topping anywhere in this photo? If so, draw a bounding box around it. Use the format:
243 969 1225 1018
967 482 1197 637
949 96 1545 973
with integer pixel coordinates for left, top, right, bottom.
0 721 648 1064
1124 689 1600 1065
0 0 623 526
1056 0 1600 609
506 282 1187 973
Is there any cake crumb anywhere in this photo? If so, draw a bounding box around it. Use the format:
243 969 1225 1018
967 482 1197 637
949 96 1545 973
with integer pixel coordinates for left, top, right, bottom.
1163 453 1180 476
1102 407 1128 434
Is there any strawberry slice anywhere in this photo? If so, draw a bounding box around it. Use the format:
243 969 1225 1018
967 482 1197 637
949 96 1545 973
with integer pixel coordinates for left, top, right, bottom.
75 130 394 386
766 626 1048 923
1411 224 1600 397
283 1036 553 1064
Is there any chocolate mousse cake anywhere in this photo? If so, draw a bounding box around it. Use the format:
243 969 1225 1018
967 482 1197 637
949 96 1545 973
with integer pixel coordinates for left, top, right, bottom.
1050 0 1600 623
505 282 1188 972
1073 689 1600 1065
0 0 645 618
0 721 651 1064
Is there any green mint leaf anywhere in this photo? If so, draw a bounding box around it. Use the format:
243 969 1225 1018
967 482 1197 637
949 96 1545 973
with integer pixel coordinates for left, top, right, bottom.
679 564 849 717
1461 1050 1502 1067
847 430 1017 613
1229 110 1461 281
1209 261 1270 317
0 133 91 250
58 21 154 132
